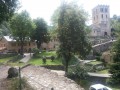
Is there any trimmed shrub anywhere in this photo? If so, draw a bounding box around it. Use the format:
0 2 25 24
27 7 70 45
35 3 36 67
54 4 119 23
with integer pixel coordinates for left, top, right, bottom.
42 56 46 64
51 56 55 62
7 67 18 78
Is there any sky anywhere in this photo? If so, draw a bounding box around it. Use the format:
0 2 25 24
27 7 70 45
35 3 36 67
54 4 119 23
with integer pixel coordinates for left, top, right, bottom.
19 0 120 25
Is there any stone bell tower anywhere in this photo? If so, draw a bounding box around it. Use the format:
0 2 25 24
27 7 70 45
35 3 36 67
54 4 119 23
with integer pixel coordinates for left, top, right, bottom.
91 5 111 36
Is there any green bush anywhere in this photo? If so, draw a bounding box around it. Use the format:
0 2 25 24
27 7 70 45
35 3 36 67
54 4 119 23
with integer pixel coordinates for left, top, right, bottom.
0 54 17 59
42 56 46 64
32 48 39 56
51 56 55 62
109 62 120 85
68 65 89 80
96 56 101 61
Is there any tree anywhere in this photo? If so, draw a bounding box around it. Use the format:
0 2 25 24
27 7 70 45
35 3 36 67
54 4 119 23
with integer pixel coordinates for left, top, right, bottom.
57 3 91 74
31 18 49 49
50 6 91 38
50 7 60 41
0 0 20 24
10 11 35 55
0 21 11 37
110 15 120 37
109 37 120 85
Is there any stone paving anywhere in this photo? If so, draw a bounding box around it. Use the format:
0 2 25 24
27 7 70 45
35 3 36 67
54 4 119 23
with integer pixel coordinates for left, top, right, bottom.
20 53 33 63
88 72 111 78
0 65 10 90
21 65 83 90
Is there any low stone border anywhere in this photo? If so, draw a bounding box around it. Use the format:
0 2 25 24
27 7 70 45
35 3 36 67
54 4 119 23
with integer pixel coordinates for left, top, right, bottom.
41 65 64 70
20 64 32 70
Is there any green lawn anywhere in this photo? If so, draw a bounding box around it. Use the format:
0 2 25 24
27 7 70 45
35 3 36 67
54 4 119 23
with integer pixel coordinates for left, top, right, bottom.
0 57 14 64
88 61 102 65
29 51 79 66
0 55 25 66
29 51 62 65
97 69 109 74
29 58 62 65
6 62 25 67
41 51 56 56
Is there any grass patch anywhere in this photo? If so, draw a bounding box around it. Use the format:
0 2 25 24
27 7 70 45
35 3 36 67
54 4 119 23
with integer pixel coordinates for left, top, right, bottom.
0 56 15 64
88 61 102 65
5 55 25 66
97 69 109 74
8 78 34 90
41 51 56 56
34 51 56 58
29 51 80 66
29 51 62 65
6 62 25 67
29 58 62 65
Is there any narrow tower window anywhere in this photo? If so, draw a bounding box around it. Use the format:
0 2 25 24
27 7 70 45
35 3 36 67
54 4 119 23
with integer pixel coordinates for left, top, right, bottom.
94 17 95 20
101 14 103 19
100 8 103 12
106 15 107 19
105 8 107 12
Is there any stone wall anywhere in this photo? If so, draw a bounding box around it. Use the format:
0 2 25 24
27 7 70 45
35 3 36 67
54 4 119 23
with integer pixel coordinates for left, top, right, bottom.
92 40 116 54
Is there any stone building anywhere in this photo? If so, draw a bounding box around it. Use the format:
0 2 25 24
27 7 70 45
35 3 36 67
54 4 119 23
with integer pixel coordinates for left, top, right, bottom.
90 5 111 37
0 36 37 52
0 36 58 52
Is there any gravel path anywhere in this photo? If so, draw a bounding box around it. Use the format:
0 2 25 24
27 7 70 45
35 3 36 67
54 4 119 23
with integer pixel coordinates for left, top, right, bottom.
20 53 33 63
21 65 84 90
0 65 10 90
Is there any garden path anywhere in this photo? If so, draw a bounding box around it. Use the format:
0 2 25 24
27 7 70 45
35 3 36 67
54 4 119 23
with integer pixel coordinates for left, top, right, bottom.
21 65 84 90
0 65 10 90
88 72 111 77
20 53 33 63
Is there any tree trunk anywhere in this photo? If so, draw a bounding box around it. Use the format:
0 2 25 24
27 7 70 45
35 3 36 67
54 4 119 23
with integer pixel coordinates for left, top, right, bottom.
65 59 69 76
64 53 71 76
36 42 41 49
20 41 24 55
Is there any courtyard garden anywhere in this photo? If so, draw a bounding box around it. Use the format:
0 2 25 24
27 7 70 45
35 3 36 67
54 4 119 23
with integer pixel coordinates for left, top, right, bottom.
29 51 62 65
0 50 120 90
